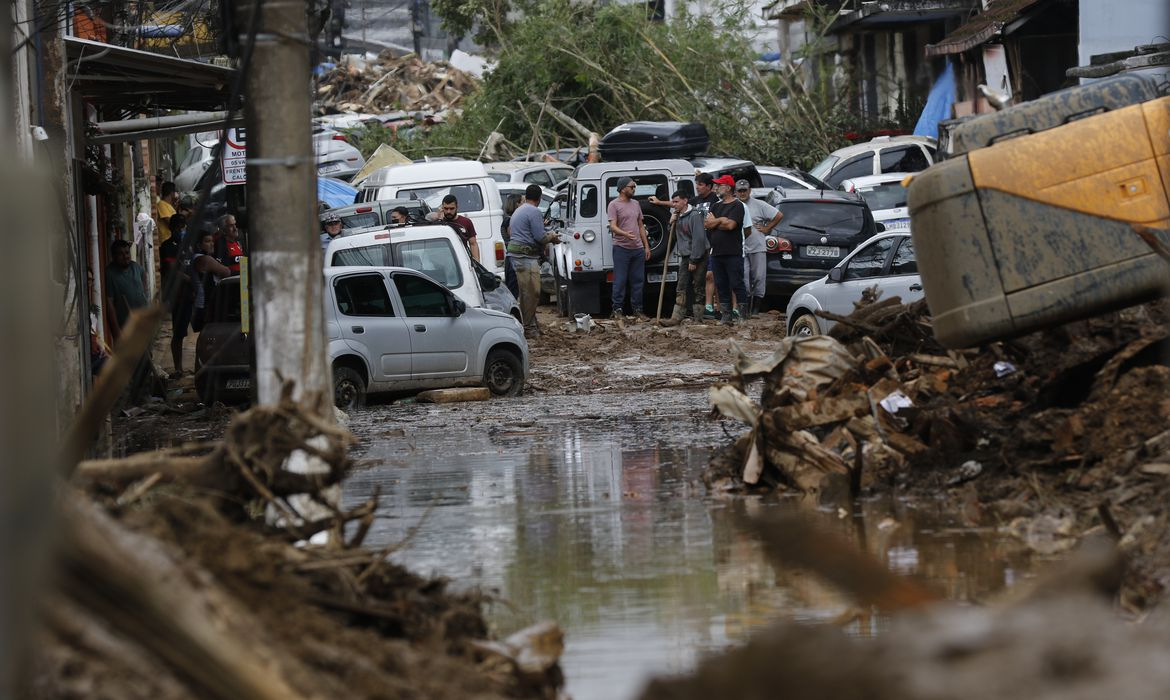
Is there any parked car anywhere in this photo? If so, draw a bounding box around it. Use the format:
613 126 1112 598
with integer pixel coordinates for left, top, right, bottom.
809 135 936 189
485 161 575 189
193 276 250 404
761 188 879 304
326 266 528 407
356 160 507 278
785 231 922 336
313 126 366 180
757 165 831 191
839 173 912 229
175 141 215 192
329 198 431 230
325 223 522 323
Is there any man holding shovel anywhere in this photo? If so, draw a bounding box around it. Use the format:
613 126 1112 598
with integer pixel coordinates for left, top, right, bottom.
660 190 709 326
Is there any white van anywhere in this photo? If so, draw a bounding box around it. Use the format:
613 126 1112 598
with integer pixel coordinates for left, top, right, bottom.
325 224 521 322
356 161 506 277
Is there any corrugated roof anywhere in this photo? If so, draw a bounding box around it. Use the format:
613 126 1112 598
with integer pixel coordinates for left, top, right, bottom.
925 0 1049 56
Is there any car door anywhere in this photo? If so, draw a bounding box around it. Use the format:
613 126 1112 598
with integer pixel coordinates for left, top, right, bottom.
879 235 924 303
332 272 412 381
820 236 897 316
878 145 930 174
391 272 474 379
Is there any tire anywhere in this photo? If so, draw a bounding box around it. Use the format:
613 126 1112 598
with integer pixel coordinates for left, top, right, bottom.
788 312 821 337
640 200 672 264
483 348 524 397
333 365 366 409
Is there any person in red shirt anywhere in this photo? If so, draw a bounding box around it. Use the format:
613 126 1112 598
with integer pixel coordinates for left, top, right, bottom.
214 214 245 275
439 194 480 262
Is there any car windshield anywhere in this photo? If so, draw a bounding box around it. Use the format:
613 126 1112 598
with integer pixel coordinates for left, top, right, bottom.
488 173 510 183
396 184 485 212
809 155 838 180
394 238 463 289
856 183 908 211
776 201 866 235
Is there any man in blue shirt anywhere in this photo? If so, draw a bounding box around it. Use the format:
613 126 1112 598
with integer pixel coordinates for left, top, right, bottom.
507 184 561 338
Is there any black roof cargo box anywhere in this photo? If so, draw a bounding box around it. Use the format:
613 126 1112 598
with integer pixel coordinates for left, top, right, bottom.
599 121 709 161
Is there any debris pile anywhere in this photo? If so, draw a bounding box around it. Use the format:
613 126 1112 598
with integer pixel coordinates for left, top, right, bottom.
706 294 1170 604
316 52 478 118
35 386 564 700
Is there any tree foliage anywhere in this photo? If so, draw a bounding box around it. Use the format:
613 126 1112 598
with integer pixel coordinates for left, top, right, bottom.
399 0 910 169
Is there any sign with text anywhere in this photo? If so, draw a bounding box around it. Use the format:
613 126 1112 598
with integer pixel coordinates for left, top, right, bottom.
222 127 247 184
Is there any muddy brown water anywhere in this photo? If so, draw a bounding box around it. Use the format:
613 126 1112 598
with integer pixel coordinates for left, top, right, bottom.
342 388 1038 700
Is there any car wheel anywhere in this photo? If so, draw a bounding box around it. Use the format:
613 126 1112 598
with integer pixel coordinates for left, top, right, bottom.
641 200 672 263
483 349 523 397
554 264 569 318
789 312 821 337
333 366 366 409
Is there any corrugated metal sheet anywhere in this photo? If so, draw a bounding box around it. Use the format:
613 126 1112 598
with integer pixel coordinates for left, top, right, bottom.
925 0 1048 56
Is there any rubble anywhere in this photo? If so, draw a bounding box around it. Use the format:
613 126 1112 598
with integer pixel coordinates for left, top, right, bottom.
705 293 1170 607
316 51 479 120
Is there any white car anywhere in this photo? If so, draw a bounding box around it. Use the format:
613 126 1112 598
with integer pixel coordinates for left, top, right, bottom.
839 173 912 229
324 223 522 323
757 166 831 191
326 266 528 407
173 129 367 192
809 135 936 190
484 161 575 189
785 231 923 337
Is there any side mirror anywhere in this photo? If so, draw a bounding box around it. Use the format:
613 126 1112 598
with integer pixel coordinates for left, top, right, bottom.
450 297 467 316
875 222 887 233
827 267 844 284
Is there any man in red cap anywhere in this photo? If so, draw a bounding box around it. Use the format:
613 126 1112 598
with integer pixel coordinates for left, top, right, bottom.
704 175 749 325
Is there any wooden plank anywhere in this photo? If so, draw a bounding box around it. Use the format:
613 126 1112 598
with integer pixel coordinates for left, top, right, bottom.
416 387 492 403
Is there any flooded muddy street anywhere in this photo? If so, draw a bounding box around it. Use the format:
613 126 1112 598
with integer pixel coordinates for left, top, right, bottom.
342 386 1039 700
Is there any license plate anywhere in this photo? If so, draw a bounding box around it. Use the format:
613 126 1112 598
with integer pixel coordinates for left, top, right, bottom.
318 163 344 174
225 377 251 390
805 245 840 258
883 219 911 230
647 272 678 283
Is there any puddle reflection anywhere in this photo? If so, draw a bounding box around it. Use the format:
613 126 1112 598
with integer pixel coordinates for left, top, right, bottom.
343 405 1033 700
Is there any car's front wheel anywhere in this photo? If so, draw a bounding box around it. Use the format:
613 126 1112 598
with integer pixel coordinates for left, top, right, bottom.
789 312 821 337
483 349 523 397
333 365 366 409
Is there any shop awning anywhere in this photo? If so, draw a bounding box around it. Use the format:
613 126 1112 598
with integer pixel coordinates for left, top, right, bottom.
829 0 976 32
924 0 1048 56
65 37 236 118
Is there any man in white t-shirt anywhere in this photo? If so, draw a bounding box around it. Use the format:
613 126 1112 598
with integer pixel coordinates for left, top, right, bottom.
736 179 782 318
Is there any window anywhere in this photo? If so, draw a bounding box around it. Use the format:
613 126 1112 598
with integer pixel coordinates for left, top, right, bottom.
889 237 917 275
331 244 390 267
549 166 573 186
340 211 380 229
827 156 873 188
606 174 668 204
856 183 908 212
393 238 463 289
334 274 395 316
393 274 453 317
523 170 553 188
579 184 598 218
760 172 784 188
775 202 867 235
396 184 485 212
843 238 895 280
879 146 929 173
488 173 510 183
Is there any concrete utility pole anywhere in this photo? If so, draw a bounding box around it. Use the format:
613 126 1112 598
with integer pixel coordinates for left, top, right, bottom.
235 0 330 409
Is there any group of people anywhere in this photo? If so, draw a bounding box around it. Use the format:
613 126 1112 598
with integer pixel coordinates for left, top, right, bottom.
641 172 783 326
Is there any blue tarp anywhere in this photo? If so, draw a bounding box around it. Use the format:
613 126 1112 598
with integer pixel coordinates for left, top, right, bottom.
318 177 358 208
913 62 955 140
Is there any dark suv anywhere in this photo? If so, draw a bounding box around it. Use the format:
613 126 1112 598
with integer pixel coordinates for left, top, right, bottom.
193 276 252 404
762 189 877 302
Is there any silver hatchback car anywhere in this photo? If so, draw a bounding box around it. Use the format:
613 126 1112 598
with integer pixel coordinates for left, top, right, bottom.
325 266 528 407
785 231 923 336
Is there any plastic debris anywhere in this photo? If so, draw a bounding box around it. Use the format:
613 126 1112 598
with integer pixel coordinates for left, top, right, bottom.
994 360 1017 377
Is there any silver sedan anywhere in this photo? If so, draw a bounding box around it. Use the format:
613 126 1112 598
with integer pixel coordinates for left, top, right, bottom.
785 231 923 336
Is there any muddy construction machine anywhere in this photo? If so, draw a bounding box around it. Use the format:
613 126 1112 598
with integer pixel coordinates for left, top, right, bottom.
909 71 1170 348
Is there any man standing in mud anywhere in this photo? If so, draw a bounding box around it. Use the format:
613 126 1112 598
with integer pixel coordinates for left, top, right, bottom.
608 177 651 320
508 184 561 338
705 175 748 326
661 190 708 326
690 172 720 319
